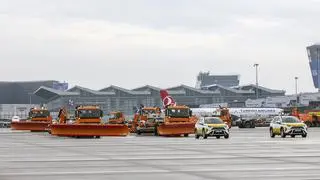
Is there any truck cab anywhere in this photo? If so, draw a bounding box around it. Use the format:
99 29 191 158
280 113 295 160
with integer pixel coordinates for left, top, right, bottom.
28 108 52 122
75 106 103 124
164 105 194 123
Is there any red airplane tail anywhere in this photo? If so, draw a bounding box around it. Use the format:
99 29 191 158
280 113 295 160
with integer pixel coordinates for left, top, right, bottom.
160 89 176 108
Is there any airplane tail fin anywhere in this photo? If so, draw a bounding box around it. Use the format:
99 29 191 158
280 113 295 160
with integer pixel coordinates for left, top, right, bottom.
160 89 176 108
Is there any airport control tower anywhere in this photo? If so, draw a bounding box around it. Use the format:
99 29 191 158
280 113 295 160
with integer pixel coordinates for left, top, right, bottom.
307 44 320 91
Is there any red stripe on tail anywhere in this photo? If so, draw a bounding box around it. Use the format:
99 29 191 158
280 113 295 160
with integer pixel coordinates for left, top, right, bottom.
160 89 176 108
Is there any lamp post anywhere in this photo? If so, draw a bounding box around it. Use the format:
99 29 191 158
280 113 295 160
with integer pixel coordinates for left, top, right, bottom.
317 47 320 92
295 77 298 106
28 93 32 105
253 63 259 99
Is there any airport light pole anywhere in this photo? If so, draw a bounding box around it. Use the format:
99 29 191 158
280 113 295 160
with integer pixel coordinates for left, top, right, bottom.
28 93 32 105
295 77 298 106
254 63 259 99
317 47 320 92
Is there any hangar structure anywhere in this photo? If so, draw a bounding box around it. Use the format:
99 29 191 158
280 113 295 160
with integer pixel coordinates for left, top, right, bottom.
34 84 285 115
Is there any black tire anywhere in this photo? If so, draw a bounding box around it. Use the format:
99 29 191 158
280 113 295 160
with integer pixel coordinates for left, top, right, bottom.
184 134 189 137
216 136 221 139
195 129 200 139
291 135 295 138
153 126 158 136
224 134 229 139
270 128 275 138
305 121 312 128
202 129 207 139
280 128 286 138
244 122 251 128
238 123 243 128
302 133 307 138
137 130 141 135
251 122 256 128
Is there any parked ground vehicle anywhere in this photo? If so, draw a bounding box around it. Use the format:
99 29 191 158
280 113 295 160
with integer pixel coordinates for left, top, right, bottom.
235 117 256 128
195 116 229 139
131 107 162 135
291 107 320 127
0 119 11 128
11 107 52 131
50 105 129 137
157 105 196 136
269 115 307 138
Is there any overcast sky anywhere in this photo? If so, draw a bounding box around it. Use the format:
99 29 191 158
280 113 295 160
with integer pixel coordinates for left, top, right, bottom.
1 0 320 94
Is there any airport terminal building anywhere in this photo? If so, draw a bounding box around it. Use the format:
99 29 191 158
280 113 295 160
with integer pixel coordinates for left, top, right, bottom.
34 84 285 115
0 73 286 117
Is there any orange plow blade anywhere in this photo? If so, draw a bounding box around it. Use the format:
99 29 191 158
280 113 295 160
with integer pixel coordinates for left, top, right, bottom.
157 123 195 136
11 121 50 131
50 124 129 137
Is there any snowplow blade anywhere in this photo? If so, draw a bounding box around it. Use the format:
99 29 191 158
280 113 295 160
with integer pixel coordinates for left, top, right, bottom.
11 121 50 131
50 124 129 137
157 123 195 136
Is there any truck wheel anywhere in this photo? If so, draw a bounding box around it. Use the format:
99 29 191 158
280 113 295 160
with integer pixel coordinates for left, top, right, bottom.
290 135 295 138
302 133 307 138
244 122 251 128
195 130 200 139
270 128 275 138
153 127 158 136
280 128 286 138
251 122 256 128
224 134 229 139
202 129 207 139
137 130 141 135
184 134 189 137
216 136 221 139
305 121 312 127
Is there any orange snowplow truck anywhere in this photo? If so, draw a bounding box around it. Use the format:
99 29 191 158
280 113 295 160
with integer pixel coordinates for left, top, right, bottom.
291 107 320 127
131 107 162 135
50 105 129 137
11 107 52 131
217 106 232 128
157 105 197 136
157 89 197 136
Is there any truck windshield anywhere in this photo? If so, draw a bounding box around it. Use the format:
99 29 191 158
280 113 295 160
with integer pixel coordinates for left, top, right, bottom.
109 113 120 119
282 116 300 123
142 109 156 114
78 109 101 119
167 108 189 118
204 117 224 124
30 110 50 118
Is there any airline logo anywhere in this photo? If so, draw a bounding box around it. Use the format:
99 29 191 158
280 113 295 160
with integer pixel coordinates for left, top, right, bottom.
232 109 280 113
160 90 176 108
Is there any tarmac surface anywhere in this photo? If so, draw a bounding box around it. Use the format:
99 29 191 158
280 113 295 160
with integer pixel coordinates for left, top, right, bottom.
0 127 320 180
